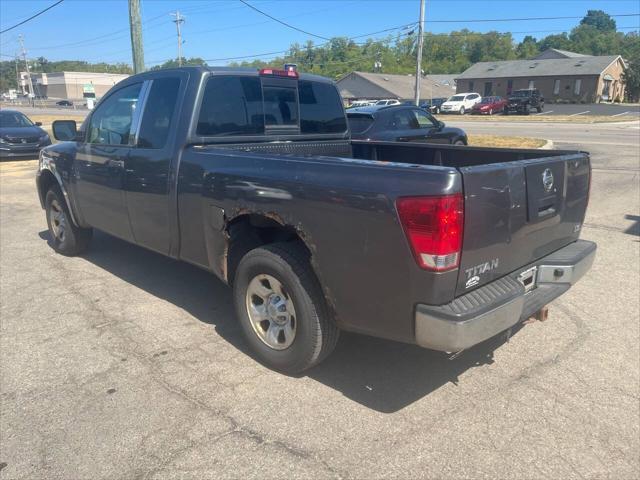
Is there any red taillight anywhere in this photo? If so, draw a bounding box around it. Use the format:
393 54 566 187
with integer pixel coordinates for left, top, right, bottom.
396 194 464 271
259 68 299 78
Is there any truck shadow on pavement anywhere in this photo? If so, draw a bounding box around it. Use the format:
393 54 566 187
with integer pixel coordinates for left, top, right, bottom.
39 229 522 413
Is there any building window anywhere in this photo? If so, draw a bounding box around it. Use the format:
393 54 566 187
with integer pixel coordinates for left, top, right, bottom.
528 80 535 89
553 79 560 95
484 82 492 96
507 79 513 94
574 79 582 95
468 81 474 92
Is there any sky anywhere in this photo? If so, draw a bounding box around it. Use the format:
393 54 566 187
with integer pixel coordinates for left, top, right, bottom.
1 0 639 68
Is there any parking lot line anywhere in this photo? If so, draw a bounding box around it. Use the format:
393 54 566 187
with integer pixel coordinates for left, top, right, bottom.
612 111 630 117
535 110 553 115
568 111 590 116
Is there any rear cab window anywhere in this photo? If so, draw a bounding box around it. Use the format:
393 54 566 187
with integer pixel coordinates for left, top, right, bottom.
195 73 347 139
137 77 181 149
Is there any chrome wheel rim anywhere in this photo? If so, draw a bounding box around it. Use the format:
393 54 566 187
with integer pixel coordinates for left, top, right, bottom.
48 199 67 243
245 274 296 350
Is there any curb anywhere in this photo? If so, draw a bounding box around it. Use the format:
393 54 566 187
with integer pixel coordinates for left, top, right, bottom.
538 139 554 150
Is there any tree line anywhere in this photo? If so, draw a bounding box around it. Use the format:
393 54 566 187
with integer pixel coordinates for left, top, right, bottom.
1 10 638 100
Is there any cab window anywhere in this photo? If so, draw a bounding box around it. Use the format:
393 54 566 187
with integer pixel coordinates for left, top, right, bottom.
196 76 264 136
298 81 347 134
87 83 142 145
137 77 181 149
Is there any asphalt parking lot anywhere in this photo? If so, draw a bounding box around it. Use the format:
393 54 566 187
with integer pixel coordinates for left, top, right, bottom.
1 121 638 479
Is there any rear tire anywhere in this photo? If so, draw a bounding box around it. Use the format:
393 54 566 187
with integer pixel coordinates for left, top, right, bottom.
453 139 466 146
537 104 543 113
459 106 465 115
523 104 530 115
233 243 339 374
45 187 92 256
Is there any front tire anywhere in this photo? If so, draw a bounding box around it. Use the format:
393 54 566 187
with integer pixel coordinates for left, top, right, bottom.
459 106 465 115
45 187 92 255
537 104 543 113
233 243 339 373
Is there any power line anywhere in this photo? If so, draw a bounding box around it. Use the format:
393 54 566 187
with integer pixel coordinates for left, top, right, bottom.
238 0 330 41
201 22 416 62
0 0 64 34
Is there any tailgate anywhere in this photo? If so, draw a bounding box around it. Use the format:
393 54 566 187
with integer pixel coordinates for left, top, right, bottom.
456 153 590 296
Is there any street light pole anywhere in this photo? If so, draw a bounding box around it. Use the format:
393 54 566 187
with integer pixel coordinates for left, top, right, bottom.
414 0 425 106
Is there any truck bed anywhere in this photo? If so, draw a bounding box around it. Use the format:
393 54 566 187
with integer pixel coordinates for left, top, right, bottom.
212 139 590 296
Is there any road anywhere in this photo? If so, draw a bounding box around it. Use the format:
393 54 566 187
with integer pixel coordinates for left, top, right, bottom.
1 121 638 479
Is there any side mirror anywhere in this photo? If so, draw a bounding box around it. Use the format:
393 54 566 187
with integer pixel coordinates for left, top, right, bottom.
35 121 43 126
437 120 445 129
52 120 78 141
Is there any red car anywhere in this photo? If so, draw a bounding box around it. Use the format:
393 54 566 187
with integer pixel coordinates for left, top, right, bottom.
471 96 508 115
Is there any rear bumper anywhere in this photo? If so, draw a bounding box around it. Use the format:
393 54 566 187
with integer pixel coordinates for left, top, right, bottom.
415 240 596 352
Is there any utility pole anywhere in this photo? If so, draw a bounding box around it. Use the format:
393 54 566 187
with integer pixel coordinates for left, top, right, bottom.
18 35 35 106
171 10 185 67
128 0 145 73
414 0 426 106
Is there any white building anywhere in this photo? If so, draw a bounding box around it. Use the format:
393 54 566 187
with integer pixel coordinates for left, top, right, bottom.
20 71 130 99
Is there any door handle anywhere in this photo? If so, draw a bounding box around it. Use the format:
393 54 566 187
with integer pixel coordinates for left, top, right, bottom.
109 159 125 168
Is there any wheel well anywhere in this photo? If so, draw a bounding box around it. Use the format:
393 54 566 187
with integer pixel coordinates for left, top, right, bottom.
38 170 58 205
226 214 312 284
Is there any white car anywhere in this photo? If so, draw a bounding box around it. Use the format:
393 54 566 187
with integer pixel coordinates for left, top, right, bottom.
375 99 401 106
348 100 375 108
440 93 481 115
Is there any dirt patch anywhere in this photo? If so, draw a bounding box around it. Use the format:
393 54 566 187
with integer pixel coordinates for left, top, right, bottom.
467 135 547 149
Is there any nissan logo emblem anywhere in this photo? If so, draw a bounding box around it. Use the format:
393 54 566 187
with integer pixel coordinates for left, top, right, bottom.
542 168 554 192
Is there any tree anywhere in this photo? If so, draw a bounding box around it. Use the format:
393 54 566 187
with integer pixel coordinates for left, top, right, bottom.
150 57 207 70
516 36 539 59
621 32 640 101
537 33 572 52
580 10 616 32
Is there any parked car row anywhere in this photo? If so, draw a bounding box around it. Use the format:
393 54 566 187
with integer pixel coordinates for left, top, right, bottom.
348 89 546 116
437 89 545 115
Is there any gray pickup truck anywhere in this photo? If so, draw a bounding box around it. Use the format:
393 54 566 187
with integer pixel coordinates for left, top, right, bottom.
37 66 596 373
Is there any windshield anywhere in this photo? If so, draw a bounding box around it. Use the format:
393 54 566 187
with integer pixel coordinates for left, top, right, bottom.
0 111 34 128
448 95 465 102
511 90 531 98
480 97 496 103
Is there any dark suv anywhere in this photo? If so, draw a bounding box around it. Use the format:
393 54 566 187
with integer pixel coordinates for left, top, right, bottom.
505 89 544 115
